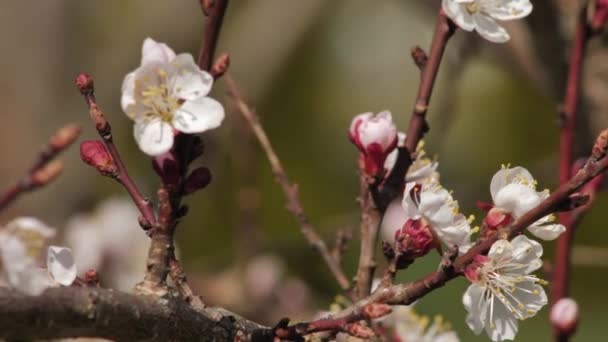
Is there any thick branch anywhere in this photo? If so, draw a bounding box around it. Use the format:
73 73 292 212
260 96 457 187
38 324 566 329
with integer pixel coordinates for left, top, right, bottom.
0 287 265 341
224 74 350 291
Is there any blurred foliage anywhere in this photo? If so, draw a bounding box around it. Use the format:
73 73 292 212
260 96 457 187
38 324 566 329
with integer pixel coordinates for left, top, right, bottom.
0 0 607 340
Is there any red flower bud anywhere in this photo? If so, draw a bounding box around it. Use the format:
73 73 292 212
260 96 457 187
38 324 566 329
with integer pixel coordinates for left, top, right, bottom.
550 298 579 336
394 219 434 262
349 111 398 178
184 167 212 195
80 140 117 176
75 73 94 96
593 0 608 31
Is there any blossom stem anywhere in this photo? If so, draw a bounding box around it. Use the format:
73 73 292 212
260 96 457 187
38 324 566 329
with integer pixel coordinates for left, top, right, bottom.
76 75 157 229
0 123 81 212
377 10 455 210
224 74 351 291
553 6 594 342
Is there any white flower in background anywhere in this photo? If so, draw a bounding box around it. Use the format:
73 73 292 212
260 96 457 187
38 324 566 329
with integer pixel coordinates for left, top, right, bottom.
379 306 459 342
463 235 547 341
487 166 565 240
122 38 225 156
400 181 472 253
65 197 150 290
442 0 533 43
349 111 398 177
0 217 76 295
384 134 439 183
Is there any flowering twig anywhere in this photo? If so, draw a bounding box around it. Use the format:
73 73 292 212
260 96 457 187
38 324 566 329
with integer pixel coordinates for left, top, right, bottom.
0 123 80 211
75 74 157 229
277 129 608 339
376 10 455 209
224 74 351 291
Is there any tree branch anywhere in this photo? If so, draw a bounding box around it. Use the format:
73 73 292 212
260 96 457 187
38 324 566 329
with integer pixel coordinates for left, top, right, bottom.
224 74 351 291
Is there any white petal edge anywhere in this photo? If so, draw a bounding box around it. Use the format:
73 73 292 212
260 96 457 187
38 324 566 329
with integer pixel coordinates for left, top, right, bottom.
527 223 566 241
121 72 136 113
134 119 175 156
169 54 214 101
173 97 225 134
141 37 176 65
47 246 77 286
473 14 511 43
442 0 475 31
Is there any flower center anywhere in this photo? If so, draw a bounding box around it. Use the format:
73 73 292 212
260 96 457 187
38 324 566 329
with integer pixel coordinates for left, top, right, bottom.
140 68 182 123
465 1 480 14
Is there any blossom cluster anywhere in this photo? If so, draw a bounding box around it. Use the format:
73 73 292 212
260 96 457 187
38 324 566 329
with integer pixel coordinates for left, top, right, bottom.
349 108 563 341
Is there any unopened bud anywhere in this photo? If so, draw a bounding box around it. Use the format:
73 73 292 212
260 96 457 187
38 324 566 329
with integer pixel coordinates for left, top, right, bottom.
75 73 94 96
593 0 608 31
550 298 578 336
50 123 82 152
362 303 392 319
84 269 100 287
184 167 212 195
152 153 180 186
31 160 64 188
211 53 230 79
349 111 398 178
394 219 434 263
80 140 117 176
345 323 375 339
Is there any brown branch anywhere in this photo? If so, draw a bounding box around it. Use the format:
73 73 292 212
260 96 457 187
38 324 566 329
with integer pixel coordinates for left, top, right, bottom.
0 287 266 341
353 176 382 299
280 129 608 339
553 5 594 342
0 124 80 211
375 11 455 210
75 74 157 229
224 74 351 291
197 0 230 72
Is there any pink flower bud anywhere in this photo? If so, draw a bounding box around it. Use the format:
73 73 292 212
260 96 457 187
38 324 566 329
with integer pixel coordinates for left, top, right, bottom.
550 298 579 336
349 111 398 177
593 0 608 31
394 219 434 261
75 73 94 96
464 255 490 283
483 207 513 229
345 323 375 339
362 303 392 319
184 167 212 195
80 140 117 176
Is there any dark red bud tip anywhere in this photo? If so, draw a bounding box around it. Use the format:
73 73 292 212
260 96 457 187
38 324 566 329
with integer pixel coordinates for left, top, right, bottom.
184 167 212 195
80 140 117 176
75 73 94 96
84 269 100 286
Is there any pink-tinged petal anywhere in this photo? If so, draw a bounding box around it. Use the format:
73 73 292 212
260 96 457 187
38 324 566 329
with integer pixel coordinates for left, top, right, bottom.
473 14 510 43
173 96 225 134
134 119 175 156
484 0 532 21
442 0 475 31
527 223 566 241
141 37 176 65
169 54 214 100
47 246 77 286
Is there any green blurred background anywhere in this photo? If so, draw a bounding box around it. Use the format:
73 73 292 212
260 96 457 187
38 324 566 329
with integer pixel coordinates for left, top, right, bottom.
1 0 607 340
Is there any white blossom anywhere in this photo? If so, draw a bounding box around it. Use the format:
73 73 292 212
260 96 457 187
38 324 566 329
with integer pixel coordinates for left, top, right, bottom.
442 0 533 43
122 38 225 156
0 217 76 295
400 181 472 253
489 166 565 240
380 306 459 342
463 235 547 341
65 197 151 290
384 134 439 183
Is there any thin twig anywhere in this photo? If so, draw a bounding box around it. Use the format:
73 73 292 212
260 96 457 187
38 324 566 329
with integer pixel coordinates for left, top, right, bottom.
0 124 80 211
552 5 593 342
197 0 230 71
224 74 351 291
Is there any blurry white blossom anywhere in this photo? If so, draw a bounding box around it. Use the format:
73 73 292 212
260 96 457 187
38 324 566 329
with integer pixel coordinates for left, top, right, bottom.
121 38 225 156
442 0 533 43
0 217 76 295
463 235 547 341
65 197 149 290
380 305 459 342
487 166 565 240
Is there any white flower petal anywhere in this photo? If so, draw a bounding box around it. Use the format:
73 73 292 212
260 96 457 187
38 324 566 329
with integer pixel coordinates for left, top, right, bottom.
173 97 225 134
12 268 53 296
527 223 566 241
47 246 77 286
169 54 213 101
134 119 175 156
442 0 476 31
490 167 535 201
510 235 543 272
486 298 519 341
121 71 136 113
141 37 176 65
380 199 409 243
402 182 422 220
463 284 486 334
0 234 32 283
487 239 512 259
473 14 510 43
495 183 542 218
485 0 533 21
5 217 55 238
